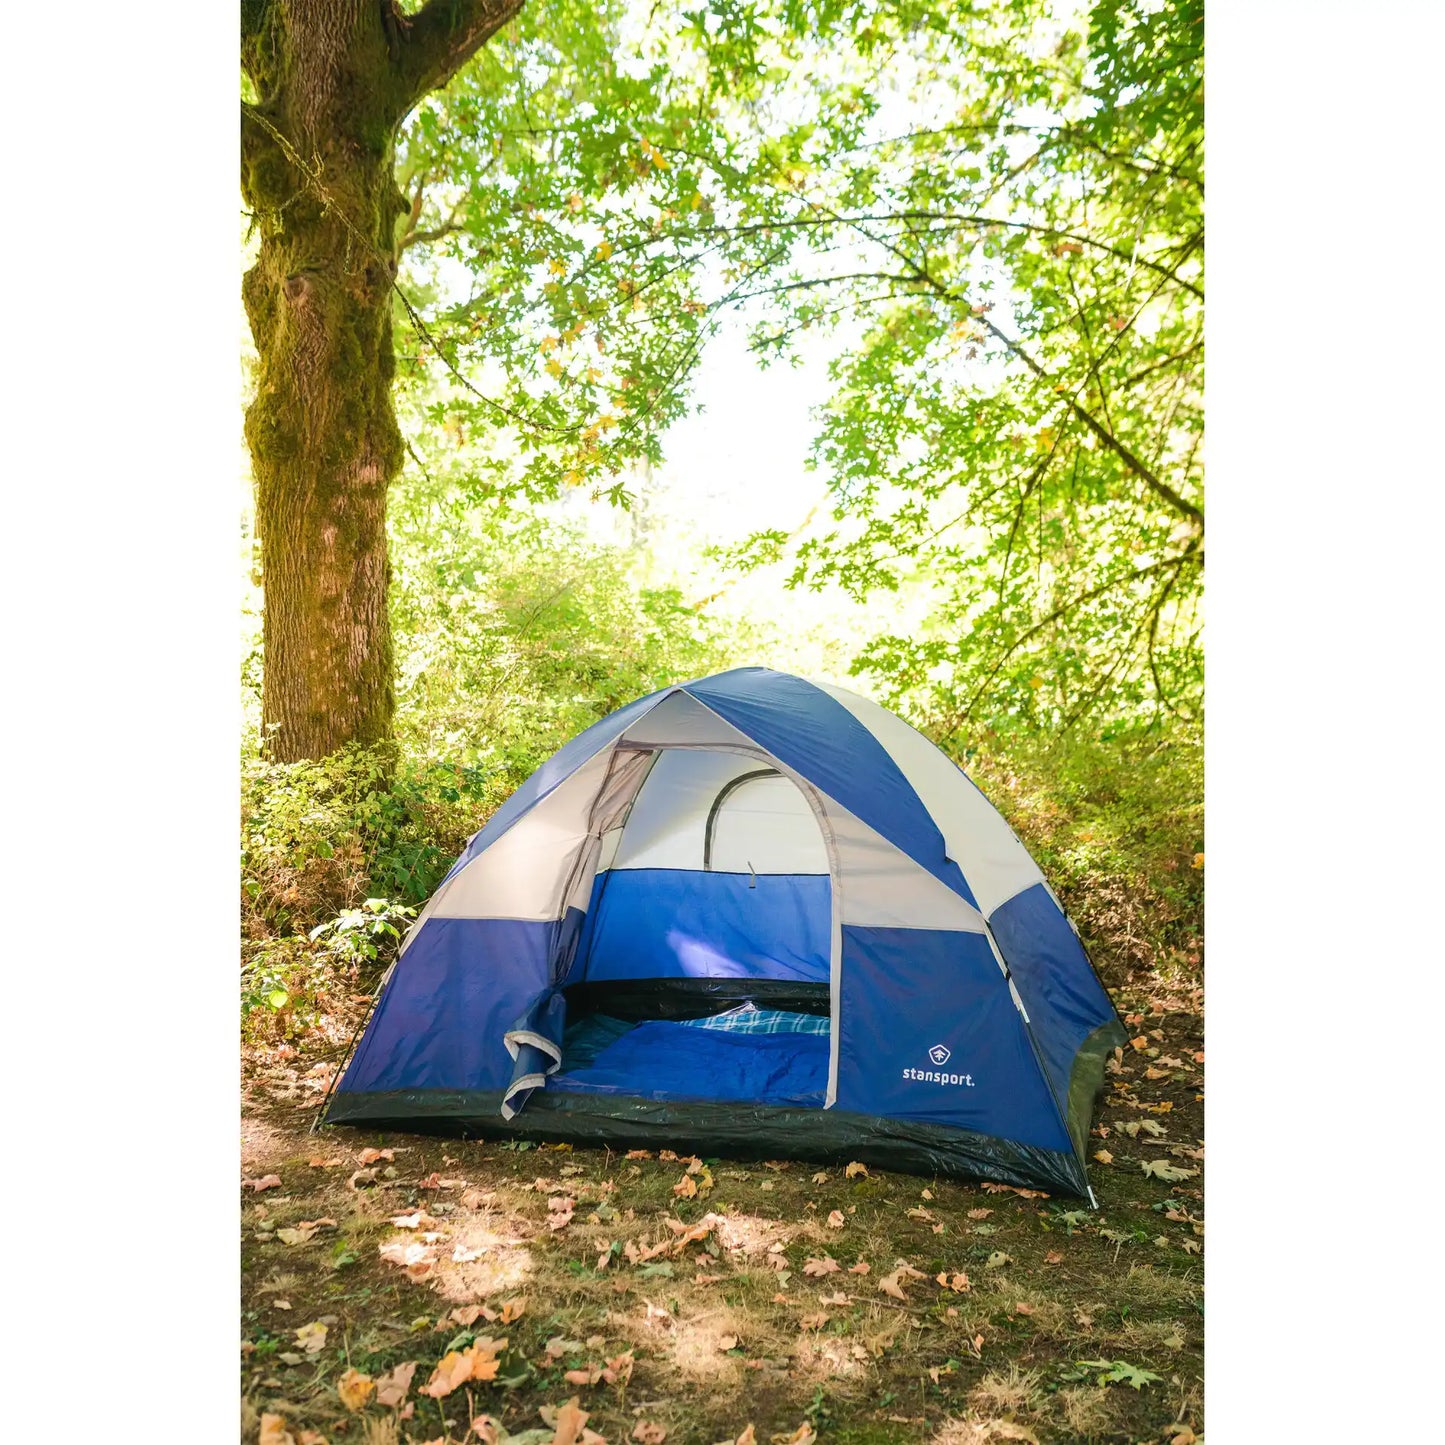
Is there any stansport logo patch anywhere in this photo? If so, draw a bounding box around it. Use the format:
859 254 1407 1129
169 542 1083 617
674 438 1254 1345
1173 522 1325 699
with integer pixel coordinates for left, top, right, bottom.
903 1044 975 1087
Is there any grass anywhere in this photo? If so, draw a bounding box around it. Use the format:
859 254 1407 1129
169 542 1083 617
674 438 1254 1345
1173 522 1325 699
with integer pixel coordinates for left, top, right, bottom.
241 988 1203 1445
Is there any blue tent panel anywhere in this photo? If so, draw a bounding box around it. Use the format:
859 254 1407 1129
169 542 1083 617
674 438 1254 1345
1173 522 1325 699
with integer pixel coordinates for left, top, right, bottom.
834 925 1072 1154
987 882 1119 1113
684 670 978 908
576 868 830 983
340 915 578 1095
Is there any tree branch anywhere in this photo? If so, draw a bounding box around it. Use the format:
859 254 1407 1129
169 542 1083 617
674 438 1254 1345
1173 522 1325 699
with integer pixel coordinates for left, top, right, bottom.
393 0 526 117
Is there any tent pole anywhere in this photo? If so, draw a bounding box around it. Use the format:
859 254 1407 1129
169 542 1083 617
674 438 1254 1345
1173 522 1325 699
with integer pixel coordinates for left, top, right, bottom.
309 992 379 1136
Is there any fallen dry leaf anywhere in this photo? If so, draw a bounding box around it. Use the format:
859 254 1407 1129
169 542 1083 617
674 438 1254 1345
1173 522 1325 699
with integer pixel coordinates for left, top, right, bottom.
718 1334 739 1351
848 1261 870 1275
803 1256 840 1277
259 1415 296 1445
935 1271 970 1293
825 1210 845 1229
357 1147 395 1165
1094 1149 1114 1165
498 1297 527 1325
390 1210 439 1231
294 1321 327 1354
1044 1250 1064 1265
1014 1301 1035 1316
632 1422 667 1444
337 1367 374 1412
549 1397 592 1445
967 1208 992 1220
819 1291 849 1307
844 1161 868 1179
877 1261 927 1300
1141 1159 1199 1183
374 1359 417 1407
244 1175 282 1192
980 1182 1048 1199
422 1337 506 1397
673 1174 698 1199
799 1311 827 1331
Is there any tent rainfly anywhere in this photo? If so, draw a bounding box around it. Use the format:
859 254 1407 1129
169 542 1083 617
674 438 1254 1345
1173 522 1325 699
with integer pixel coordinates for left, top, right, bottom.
325 668 1126 1197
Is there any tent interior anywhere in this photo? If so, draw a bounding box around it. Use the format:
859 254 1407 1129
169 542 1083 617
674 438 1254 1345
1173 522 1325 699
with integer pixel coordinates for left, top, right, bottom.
548 744 835 1109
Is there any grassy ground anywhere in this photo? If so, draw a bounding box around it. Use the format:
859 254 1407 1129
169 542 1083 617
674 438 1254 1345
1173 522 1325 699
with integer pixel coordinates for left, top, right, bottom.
241 983 1202 1445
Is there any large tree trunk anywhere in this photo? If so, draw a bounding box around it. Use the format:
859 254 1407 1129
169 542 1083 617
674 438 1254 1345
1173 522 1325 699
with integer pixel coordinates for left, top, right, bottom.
241 0 522 762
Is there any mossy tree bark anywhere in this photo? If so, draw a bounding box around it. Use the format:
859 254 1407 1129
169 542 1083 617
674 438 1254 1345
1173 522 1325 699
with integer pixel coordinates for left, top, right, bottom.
241 0 522 762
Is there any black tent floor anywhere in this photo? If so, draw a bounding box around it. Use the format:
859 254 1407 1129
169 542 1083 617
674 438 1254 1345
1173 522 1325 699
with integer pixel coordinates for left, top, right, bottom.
324 1087 1089 1198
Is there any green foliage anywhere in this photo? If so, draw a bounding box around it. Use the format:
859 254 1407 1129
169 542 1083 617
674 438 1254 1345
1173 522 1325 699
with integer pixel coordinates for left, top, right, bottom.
1073 1358 1165 1390
309 898 417 966
954 722 1202 982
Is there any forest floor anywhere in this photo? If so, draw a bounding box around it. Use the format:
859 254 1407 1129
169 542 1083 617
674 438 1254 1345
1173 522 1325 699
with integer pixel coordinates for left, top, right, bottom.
241 980 1202 1445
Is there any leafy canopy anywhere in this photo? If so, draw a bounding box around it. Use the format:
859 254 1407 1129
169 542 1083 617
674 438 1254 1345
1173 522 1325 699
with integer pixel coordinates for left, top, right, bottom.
391 0 1203 736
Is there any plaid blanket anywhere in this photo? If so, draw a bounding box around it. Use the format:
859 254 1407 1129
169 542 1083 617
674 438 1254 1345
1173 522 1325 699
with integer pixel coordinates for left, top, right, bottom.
682 1002 830 1037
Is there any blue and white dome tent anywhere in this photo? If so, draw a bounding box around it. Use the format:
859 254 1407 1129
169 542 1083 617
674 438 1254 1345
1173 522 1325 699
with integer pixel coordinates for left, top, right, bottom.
325 668 1126 1198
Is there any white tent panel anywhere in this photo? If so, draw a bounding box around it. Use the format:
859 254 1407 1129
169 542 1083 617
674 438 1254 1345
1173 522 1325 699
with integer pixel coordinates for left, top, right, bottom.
610 748 758 871
823 799 987 932
619 688 756 748
429 748 616 922
808 678 1043 916
708 772 830 875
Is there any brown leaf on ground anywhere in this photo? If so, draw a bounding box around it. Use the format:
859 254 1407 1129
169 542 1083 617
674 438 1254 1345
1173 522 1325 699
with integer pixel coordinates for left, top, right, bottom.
347 1168 378 1190
980 1182 1048 1199
549 1397 592 1445
259 1416 296 1445
673 1174 698 1199
374 1359 417 1407
826 1210 845 1229
803 1256 840 1277
967 1208 992 1220
625 1150 652 1160
848 1261 870 1275
422 1337 506 1397
844 1161 868 1178
799 1311 827 1330
337 1367 374 1411
735 1428 758 1445
294 1321 327 1353
390 1210 440 1230
498 1297 527 1325
1094 1149 1114 1165
819 1292 849 1307
307 1157 344 1168
1044 1250 1064 1265
460 1187 488 1208
244 1175 282 1192
935 1271 970 1293
632 1422 667 1444
357 1147 395 1164
877 1262 926 1300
